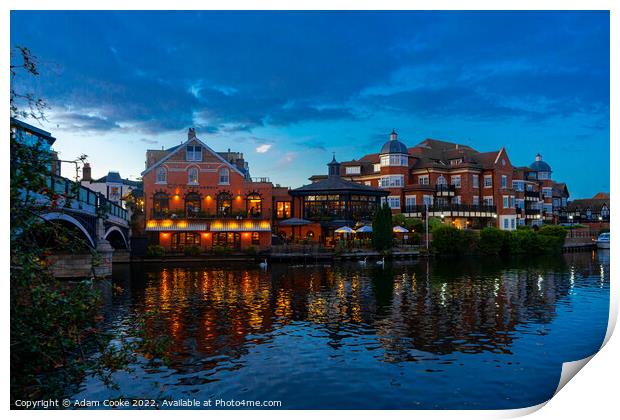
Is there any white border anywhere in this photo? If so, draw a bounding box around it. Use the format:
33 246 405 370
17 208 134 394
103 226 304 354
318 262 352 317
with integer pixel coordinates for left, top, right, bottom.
3 1 617 419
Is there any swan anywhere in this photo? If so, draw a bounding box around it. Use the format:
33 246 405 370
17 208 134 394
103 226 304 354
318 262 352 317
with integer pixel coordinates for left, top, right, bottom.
259 258 268 269
376 257 385 266
358 257 367 265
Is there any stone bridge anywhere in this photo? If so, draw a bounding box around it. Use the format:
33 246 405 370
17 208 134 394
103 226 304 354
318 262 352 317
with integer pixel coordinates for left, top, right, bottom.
40 175 131 277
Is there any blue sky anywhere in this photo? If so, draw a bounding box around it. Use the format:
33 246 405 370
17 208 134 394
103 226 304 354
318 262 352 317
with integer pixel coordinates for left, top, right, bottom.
10 11 609 198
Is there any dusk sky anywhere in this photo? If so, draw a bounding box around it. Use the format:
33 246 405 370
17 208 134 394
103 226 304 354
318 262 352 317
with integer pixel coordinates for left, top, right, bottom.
10 11 609 198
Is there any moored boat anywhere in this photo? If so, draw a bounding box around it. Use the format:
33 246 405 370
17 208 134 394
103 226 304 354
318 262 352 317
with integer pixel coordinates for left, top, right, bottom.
596 232 610 249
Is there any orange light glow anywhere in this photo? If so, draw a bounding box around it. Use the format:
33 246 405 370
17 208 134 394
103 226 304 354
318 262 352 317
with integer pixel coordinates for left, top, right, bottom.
243 233 250 238
161 233 169 237
202 232 211 237
147 220 157 228
174 195 180 200
205 195 212 200
236 195 242 201
161 219 173 228
177 221 188 228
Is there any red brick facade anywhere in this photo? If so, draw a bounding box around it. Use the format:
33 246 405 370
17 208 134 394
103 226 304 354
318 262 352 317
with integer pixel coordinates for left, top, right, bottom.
142 129 290 252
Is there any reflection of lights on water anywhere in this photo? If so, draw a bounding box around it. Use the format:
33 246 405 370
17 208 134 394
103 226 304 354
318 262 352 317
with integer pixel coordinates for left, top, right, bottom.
537 275 544 294
600 264 605 288
493 278 500 297
569 267 575 292
440 283 447 306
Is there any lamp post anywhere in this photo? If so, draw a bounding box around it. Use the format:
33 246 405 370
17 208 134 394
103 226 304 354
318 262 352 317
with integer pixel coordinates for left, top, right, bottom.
425 203 429 251
569 214 573 226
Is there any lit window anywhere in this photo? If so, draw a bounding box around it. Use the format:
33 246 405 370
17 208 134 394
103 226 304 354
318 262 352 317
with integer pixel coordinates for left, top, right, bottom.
219 168 230 185
276 201 291 218
188 167 199 185
373 163 381 172
156 167 167 184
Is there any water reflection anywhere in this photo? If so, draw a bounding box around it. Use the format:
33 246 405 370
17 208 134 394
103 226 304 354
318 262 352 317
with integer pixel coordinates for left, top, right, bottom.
86 251 609 409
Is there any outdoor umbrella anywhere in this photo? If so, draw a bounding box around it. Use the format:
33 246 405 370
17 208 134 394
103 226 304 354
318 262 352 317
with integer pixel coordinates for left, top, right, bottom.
355 225 373 233
393 226 409 233
335 226 355 234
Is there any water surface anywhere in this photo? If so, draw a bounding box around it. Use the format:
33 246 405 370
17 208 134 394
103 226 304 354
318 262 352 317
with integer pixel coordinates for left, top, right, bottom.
74 251 610 409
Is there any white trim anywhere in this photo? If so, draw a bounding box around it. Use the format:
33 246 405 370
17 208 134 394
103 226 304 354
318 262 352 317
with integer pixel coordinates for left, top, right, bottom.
41 213 96 248
104 226 129 248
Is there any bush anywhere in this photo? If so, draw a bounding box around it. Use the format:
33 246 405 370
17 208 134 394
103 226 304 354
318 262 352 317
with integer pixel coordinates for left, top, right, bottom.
538 225 567 252
478 227 505 255
372 203 393 251
184 244 202 256
432 226 469 255
146 244 166 257
212 245 232 256
244 245 258 255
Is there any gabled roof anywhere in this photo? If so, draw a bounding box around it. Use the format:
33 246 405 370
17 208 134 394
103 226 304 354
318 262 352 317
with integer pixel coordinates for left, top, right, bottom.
141 134 245 177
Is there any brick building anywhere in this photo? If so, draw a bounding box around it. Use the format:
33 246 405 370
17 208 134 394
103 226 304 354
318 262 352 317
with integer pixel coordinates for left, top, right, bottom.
142 128 290 252
308 130 569 230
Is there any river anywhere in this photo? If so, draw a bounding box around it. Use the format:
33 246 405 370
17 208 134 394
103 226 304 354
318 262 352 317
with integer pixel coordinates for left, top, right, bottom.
72 250 610 409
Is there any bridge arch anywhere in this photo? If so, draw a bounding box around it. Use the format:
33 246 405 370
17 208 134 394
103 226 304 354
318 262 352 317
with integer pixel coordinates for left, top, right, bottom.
104 226 129 249
41 212 96 248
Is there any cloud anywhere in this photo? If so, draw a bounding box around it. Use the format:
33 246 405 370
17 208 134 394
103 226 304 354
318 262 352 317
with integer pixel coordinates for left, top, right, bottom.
53 111 121 132
139 138 158 144
255 144 272 153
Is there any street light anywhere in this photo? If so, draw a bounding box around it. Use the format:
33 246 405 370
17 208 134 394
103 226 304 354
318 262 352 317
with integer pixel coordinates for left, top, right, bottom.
568 215 573 226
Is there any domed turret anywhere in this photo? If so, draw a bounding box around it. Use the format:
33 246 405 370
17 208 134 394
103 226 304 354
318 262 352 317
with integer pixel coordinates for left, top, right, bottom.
529 153 551 173
380 129 409 155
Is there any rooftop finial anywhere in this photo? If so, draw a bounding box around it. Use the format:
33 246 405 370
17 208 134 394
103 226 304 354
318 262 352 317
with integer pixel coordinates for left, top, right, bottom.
390 129 398 141
535 152 542 161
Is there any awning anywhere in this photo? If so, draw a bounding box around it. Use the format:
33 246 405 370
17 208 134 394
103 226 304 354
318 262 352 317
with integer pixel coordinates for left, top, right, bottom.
277 217 313 226
210 220 271 232
145 220 207 231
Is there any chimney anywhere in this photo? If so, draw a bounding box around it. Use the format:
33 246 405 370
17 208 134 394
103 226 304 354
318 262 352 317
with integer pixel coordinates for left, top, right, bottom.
82 162 92 182
188 127 196 140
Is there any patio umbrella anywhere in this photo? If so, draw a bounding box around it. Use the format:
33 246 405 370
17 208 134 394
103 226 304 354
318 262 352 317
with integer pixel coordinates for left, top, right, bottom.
355 225 373 233
335 226 355 234
393 226 409 233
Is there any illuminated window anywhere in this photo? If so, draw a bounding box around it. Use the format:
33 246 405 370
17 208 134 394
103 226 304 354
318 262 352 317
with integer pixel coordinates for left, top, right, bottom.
251 232 260 245
216 192 232 216
246 192 263 217
276 201 291 218
188 167 199 185
185 192 201 216
152 192 169 216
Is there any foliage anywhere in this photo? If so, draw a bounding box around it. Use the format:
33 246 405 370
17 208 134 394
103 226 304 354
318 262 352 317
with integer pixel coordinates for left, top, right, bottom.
392 214 423 233
478 227 505 255
243 245 258 255
146 244 166 257
183 245 202 257
372 203 393 251
428 217 444 232
10 47 132 401
212 245 233 255
432 226 471 255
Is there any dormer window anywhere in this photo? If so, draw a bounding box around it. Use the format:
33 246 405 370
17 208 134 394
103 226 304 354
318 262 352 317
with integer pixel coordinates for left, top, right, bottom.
345 166 361 175
186 145 202 161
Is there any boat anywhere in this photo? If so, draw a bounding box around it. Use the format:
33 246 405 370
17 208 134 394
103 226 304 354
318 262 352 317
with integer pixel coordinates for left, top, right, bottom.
596 232 610 249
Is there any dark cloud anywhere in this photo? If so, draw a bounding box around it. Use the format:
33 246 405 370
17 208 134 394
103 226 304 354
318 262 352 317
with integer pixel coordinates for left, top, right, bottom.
55 112 121 132
10 10 609 135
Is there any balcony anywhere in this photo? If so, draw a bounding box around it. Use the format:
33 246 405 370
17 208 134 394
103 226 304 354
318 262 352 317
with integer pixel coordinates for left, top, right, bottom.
435 184 456 197
403 204 497 218
525 190 540 201
150 209 265 220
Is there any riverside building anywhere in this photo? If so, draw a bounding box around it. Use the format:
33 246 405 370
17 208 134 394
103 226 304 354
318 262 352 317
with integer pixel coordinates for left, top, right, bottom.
141 128 291 252
308 130 569 230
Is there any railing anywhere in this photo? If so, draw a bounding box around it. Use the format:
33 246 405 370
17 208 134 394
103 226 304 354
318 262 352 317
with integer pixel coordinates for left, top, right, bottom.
525 208 541 215
47 175 128 222
403 204 497 214
525 190 540 198
150 209 264 220
435 184 456 193
250 177 270 183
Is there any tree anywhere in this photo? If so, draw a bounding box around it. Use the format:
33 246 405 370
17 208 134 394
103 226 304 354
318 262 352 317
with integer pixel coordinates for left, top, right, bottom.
372 203 393 251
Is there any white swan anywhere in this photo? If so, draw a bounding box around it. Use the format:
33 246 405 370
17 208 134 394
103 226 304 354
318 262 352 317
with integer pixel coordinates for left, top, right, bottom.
358 257 367 265
376 257 385 266
259 258 268 269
